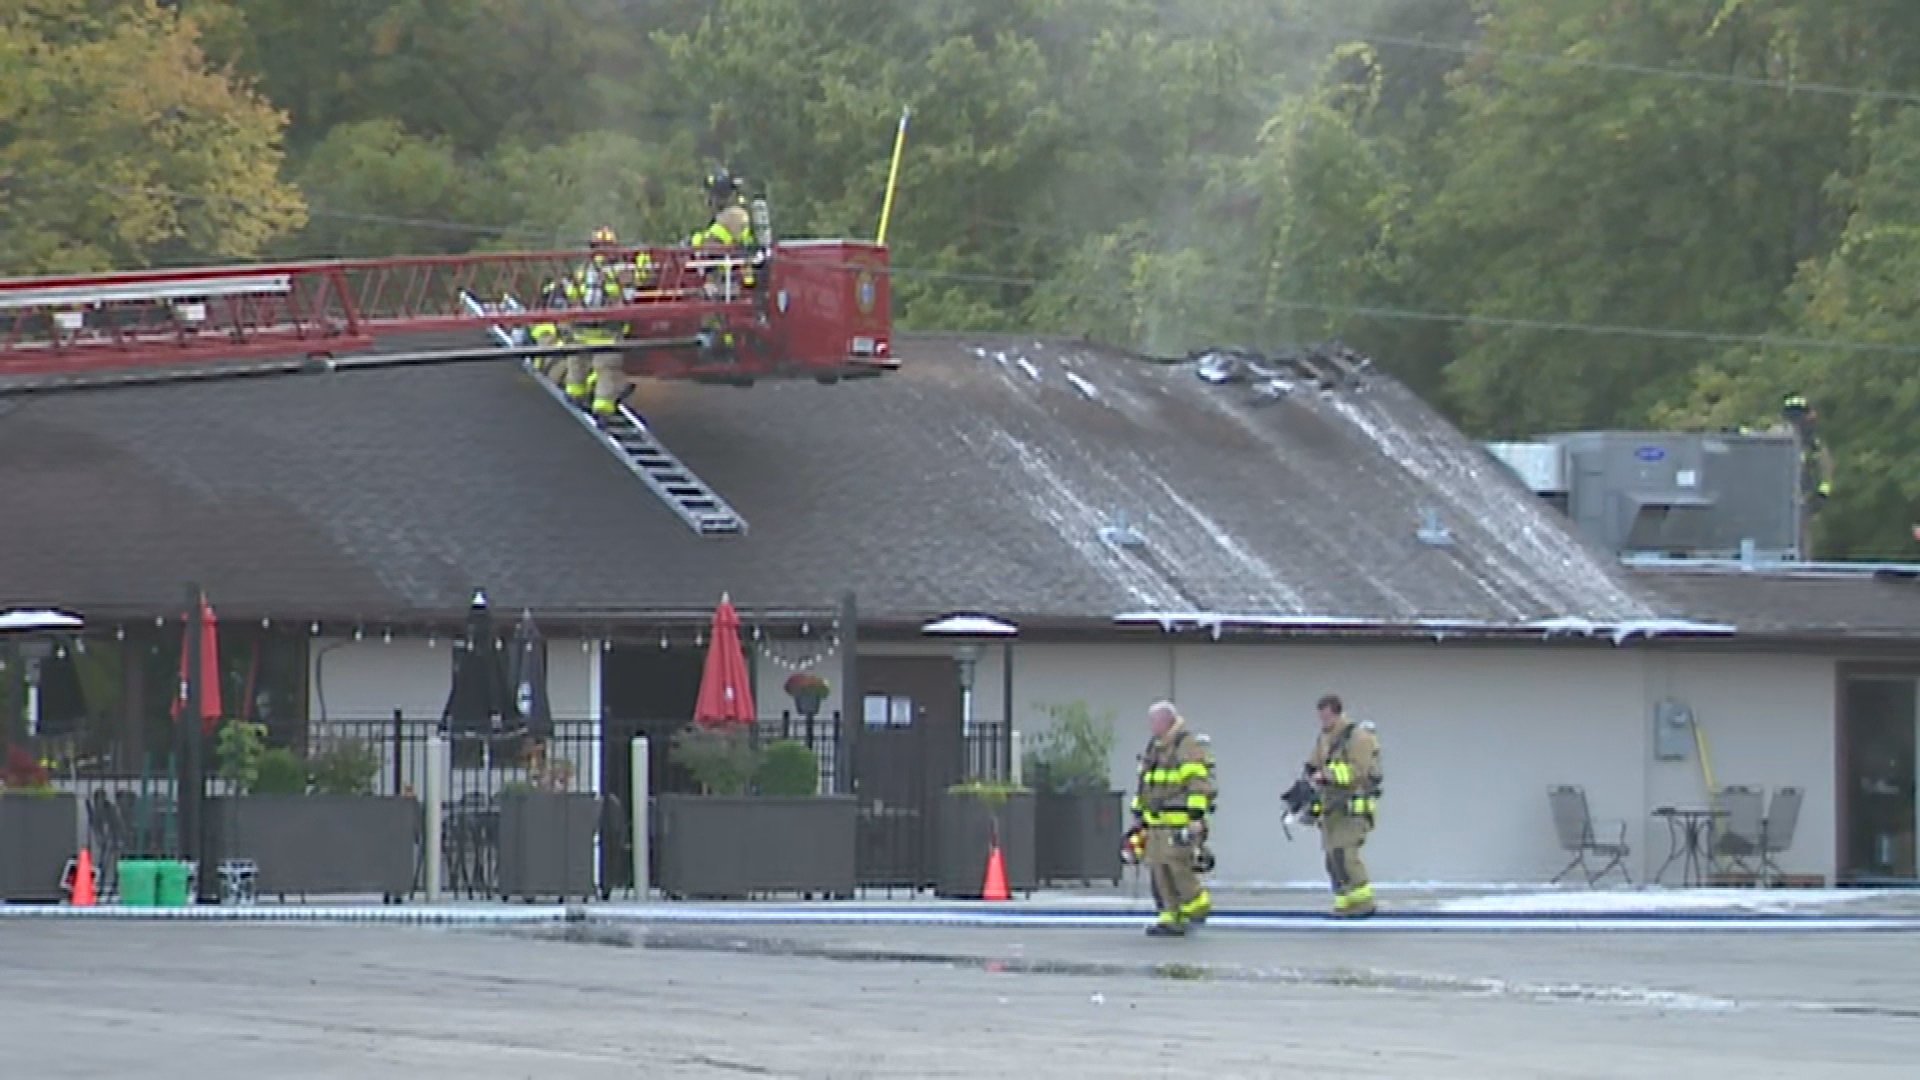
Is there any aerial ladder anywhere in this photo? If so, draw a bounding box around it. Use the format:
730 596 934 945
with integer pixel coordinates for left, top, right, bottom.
0 199 895 535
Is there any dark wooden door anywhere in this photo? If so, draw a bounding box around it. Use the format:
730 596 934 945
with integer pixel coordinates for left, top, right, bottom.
854 657 960 888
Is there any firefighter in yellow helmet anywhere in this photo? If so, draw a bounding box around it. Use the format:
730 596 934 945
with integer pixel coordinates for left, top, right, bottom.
1132 700 1216 936
561 226 626 420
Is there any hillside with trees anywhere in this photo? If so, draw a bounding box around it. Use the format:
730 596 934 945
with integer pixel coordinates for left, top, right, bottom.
6 0 1919 555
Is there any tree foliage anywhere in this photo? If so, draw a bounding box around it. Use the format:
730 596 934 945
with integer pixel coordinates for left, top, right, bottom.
12 0 1920 552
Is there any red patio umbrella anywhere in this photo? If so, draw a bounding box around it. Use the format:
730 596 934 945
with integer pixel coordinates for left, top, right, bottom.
170 591 222 735
693 593 756 729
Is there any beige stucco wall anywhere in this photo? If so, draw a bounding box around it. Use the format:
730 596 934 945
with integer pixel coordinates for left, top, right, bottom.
1640 650 1836 883
758 638 1842 886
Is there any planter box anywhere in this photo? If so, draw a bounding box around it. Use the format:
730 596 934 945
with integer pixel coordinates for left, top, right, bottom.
0 793 79 902
208 795 418 901
1036 790 1125 885
934 791 1035 898
498 790 599 902
657 795 857 900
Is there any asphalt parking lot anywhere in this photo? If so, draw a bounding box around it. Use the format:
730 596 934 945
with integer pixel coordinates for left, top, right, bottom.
5 919 1915 1078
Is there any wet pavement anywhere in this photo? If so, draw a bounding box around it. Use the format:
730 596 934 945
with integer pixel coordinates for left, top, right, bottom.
5 917 1916 1077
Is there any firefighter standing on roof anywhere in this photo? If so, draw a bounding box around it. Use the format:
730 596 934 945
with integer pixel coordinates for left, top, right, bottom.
1306 693 1381 917
1132 700 1215 936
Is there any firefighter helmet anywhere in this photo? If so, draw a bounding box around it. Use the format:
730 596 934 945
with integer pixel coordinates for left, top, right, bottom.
705 168 744 205
589 225 618 248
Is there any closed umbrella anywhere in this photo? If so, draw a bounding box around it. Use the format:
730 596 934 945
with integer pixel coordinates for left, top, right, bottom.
506 609 553 740
693 593 756 729
443 590 514 766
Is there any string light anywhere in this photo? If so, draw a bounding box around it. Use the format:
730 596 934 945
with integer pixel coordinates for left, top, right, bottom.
383 628 393 644
115 626 124 641
354 626 365 641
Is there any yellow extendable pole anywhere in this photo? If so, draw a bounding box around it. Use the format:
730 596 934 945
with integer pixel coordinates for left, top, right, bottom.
876 106 911 247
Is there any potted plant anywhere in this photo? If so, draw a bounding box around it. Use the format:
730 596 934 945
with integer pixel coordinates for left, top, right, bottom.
934 778 1036 898
497 738 599 902
205 721 418 902
655 724 857 900
0 745 78 902
1024 700 1125 885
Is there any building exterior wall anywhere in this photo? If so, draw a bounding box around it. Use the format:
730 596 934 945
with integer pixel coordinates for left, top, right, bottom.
335 632 1842 885
811 639 1843 886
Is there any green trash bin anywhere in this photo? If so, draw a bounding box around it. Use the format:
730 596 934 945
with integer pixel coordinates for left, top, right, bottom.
117 860 159 907
154 860 193 908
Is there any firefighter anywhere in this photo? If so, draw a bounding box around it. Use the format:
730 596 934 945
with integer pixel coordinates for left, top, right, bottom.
528 278 569 384
691 203 756 293
563 226 625 419
1132 700 1216 937
1305 693 1381 917
1780 395 1835 513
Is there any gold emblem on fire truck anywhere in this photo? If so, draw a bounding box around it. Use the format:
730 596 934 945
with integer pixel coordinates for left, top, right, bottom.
856 270 877 314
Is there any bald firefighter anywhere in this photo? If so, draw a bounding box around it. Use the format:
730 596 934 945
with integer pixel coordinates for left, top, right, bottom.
1305 693 1381 917
1132 700 1216 936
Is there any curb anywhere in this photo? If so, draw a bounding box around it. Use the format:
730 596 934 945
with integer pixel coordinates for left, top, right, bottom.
5 903 1919 932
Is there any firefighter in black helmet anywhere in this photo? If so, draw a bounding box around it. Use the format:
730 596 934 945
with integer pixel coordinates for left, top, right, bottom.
704 167 747 215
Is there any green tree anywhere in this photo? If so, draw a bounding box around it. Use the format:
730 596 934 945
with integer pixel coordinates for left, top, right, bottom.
0 0 305 274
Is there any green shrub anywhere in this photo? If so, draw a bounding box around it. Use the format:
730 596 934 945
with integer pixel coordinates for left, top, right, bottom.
1023 700 1117 795
215 719 268 793
670 726 758 796
309 738 380 795
755 740 819 797
253 748 308 795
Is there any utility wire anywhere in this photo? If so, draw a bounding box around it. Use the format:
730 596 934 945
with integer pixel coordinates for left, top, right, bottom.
19 181 1920 360
1295 20 1920 107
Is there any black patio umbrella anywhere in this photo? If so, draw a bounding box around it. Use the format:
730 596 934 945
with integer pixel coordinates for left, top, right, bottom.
442 589 514 747
505 608 553 740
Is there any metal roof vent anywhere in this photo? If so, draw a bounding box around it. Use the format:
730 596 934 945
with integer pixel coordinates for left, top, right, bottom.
1416 507 1454 547
1100 510 1147 549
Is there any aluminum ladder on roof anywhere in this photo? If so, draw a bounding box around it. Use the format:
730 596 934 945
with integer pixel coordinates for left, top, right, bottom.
460 291 748 537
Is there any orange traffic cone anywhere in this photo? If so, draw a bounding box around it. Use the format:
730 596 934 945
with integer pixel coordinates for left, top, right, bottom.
981 844 1011 901
71 848 96 907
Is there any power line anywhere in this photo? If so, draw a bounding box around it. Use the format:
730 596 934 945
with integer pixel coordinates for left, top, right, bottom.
1293 19 1920 107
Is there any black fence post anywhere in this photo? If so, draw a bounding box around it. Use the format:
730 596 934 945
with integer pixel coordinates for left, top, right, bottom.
837 591 858 798
391 708 405 796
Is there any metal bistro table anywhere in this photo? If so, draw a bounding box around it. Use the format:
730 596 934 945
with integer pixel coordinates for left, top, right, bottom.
1652 805 1726 887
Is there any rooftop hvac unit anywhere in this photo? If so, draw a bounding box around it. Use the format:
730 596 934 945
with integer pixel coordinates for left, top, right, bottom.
1542 431 1801 559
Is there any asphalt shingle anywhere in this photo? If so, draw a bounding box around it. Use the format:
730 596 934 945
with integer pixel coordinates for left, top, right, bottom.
0 334 1663 626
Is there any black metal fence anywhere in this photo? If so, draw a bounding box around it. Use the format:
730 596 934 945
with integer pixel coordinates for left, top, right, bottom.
42 705 1019 901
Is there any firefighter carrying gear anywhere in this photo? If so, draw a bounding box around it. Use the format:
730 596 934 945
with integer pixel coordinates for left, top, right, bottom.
1132 703 1216 936
1307 696 1381 917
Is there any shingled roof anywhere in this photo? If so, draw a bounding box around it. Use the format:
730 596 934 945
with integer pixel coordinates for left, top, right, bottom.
0 334 1669 630
1632 565 1920 642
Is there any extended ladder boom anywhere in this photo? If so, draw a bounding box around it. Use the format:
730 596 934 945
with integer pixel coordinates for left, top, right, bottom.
0 241 895 391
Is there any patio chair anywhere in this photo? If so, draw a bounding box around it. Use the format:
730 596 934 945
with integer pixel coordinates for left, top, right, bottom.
1548 785 1633 886
1710 784 1765 879
1758 786 1803 887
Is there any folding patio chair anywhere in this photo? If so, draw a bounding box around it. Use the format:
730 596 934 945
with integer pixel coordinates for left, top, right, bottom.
1710 784 1765 880
1548 785 1633 886
1758 786 1803 887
